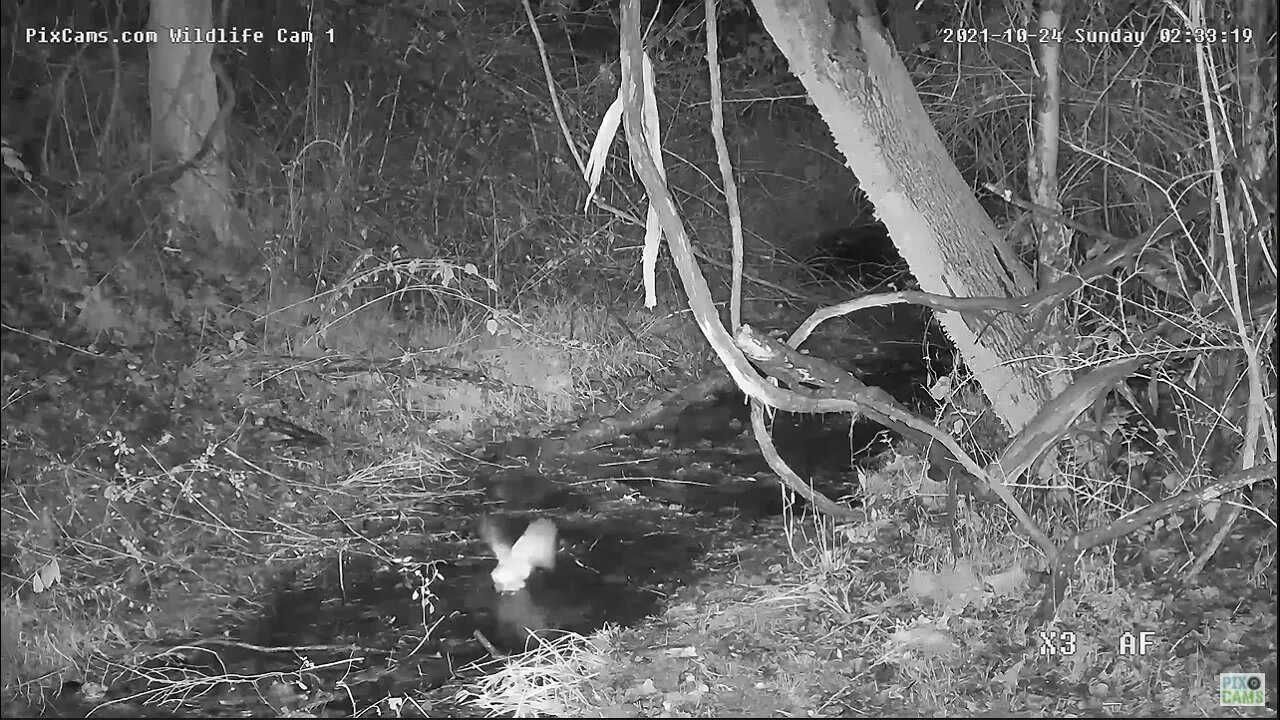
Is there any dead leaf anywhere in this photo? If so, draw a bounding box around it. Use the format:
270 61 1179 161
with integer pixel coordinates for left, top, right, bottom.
889 626 956 656
632 679 658 697
984 564 1029 597
994 658 1024 694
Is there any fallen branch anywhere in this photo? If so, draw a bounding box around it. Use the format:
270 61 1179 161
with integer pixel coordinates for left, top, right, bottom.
1041 461 1278 617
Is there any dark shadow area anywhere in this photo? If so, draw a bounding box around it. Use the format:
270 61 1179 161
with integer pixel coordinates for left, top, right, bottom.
807 222 912 290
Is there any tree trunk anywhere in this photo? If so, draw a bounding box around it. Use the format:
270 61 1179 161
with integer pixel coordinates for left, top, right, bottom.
753 0 1071 433
147 0 236 248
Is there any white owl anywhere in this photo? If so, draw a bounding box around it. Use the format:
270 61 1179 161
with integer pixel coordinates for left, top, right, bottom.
480 516 558 593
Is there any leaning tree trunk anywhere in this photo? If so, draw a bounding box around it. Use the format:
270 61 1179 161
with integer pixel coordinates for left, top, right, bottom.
147 0 236 248
753 0 1072 433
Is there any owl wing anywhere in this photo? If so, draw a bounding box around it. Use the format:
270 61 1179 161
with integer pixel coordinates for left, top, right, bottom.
509 518 557 572
480 515 513 564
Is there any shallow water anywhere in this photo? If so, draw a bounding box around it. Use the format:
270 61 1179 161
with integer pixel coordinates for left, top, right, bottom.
32 513 713 717
33 326 946 717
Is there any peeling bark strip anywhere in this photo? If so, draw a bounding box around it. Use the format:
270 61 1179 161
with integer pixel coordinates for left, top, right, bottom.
753 0 1071 432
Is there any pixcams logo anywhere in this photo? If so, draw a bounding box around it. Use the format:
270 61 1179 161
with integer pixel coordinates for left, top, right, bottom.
1219 673 1265 707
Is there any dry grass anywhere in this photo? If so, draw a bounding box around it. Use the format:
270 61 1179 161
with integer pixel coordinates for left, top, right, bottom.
455 629 615 718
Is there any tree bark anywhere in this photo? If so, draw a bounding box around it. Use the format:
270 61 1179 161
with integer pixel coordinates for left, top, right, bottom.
753 0 1071 433
148 0 236 247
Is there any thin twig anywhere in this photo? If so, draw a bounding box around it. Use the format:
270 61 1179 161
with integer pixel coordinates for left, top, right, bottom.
704 0 746 331
521 0 585 176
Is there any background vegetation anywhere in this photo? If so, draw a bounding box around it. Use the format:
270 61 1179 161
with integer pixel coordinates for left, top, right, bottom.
0 0 1274 716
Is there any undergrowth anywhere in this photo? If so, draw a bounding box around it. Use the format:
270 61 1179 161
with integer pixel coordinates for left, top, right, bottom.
1 0 1275 716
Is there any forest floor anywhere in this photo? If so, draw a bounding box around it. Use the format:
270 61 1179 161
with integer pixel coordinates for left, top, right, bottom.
453 469 1277 718
2 209 1274 718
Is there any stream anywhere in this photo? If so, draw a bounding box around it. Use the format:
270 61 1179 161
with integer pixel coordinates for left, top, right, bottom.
30 305 949 718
